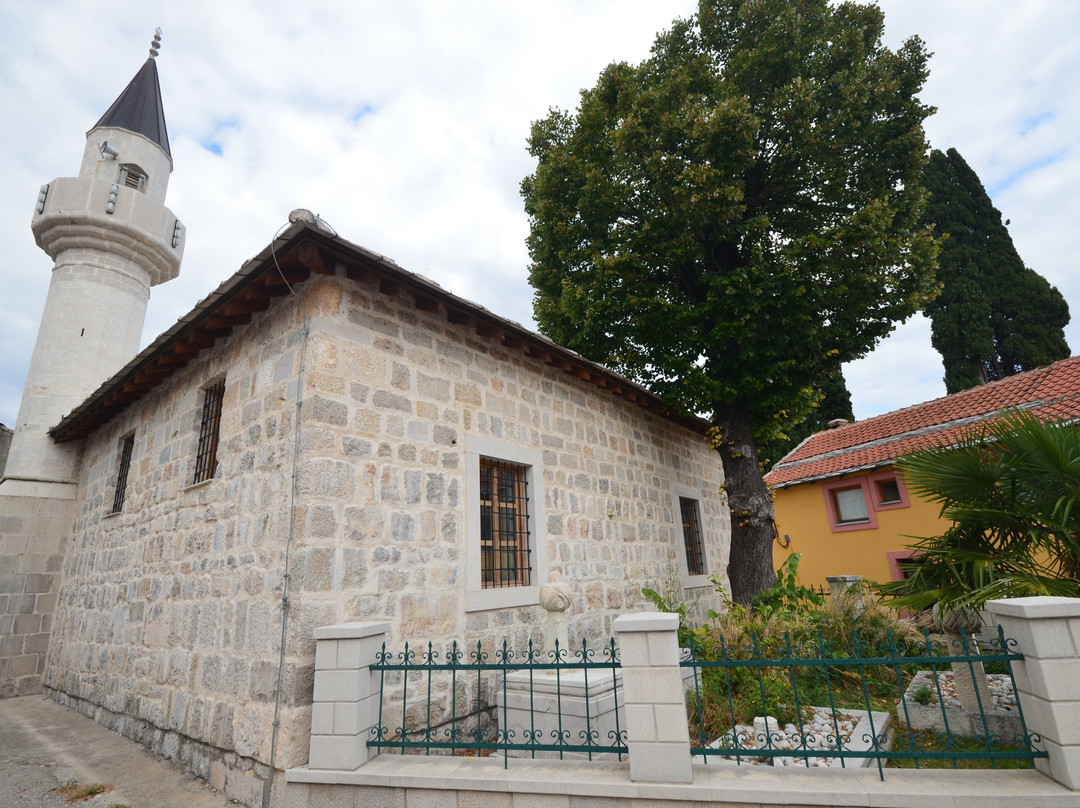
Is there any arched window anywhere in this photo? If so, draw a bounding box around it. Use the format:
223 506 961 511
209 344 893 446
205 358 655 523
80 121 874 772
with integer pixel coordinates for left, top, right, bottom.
119 163 148 192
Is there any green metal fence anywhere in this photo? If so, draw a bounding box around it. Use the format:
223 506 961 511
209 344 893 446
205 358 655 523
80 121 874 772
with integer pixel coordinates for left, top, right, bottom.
684 625 1047 779
369 638 627 766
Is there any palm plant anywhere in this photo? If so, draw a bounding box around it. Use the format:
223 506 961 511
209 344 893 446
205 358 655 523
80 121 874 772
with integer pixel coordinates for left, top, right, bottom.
879 410 1080 616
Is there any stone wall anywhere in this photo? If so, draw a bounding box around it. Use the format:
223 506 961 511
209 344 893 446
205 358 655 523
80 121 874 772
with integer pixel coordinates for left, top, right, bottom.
44 266 728 803
0 492 72 697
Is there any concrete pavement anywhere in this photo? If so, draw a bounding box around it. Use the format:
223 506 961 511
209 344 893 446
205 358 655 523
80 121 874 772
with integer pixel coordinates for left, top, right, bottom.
0 695 237 808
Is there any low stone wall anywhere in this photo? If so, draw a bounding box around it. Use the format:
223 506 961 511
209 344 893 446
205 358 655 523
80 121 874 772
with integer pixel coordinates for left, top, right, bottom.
276 755 1077 807
48 686 269 808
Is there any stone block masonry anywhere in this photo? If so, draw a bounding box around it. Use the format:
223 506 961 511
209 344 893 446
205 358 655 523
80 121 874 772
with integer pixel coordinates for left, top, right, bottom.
42 265 729 805
0 494 73 697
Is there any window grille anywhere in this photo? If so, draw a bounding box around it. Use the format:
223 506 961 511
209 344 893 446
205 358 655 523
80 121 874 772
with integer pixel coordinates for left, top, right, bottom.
111 434 134 513
680 497 707 576
193 378 225 484
119 164 147 191
479 457 531 588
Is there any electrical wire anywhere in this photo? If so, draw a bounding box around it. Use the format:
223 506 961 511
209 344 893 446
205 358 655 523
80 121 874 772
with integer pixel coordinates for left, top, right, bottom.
261 214 335 808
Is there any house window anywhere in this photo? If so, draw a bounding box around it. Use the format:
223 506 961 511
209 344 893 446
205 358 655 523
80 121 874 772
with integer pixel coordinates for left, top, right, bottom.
111 434 135 513
833 486 870 524
876 478 902 504
193 378 225 484
887 550 923 582
869 471 910 510
465 436 548 612
823 470 909 532
479 457 531 588
822 477 879 532
679 497 707 577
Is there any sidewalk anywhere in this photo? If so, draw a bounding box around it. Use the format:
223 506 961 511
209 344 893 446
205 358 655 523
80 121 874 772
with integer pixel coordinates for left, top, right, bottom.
0 695 237 808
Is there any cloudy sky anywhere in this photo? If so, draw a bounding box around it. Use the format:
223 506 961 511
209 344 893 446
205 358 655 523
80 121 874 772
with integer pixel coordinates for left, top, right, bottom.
1 1 1078 431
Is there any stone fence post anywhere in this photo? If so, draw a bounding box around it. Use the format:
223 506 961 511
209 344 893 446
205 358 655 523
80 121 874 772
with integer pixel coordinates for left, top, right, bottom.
613 612 693 783
986 596 1080 789
826 574 862 604
307 621 390 771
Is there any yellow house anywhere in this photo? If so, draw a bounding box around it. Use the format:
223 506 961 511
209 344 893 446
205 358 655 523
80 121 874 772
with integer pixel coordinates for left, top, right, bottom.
764 356 1080 590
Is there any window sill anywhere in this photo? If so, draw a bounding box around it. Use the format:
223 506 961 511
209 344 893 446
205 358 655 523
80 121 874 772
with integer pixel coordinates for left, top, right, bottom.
830 519 875 533
683 574 712 590
183 478 216 493
466 585 540 613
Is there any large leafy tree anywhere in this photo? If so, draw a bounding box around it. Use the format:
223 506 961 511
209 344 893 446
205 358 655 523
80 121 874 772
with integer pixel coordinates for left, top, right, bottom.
879 411 1080 615
758 366 854 471
921 148 1070 393
522 0 940 603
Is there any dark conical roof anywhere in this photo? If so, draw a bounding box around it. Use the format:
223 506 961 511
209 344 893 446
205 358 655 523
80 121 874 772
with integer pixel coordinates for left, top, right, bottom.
91 56 171 159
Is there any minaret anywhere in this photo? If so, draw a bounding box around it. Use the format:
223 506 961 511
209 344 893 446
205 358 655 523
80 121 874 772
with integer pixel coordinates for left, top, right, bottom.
1 30 185 497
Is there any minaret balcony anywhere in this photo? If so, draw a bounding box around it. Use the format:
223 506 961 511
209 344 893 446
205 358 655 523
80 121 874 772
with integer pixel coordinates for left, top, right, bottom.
31 175 184 287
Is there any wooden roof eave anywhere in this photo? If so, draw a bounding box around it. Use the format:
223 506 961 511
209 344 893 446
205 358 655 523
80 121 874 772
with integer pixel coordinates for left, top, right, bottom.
49 222 710 442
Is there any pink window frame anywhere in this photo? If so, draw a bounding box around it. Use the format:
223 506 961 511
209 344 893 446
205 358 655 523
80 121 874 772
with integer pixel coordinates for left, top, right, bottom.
822 478 878 532
868 471 910 510
887 550 922 581
823 471 911 533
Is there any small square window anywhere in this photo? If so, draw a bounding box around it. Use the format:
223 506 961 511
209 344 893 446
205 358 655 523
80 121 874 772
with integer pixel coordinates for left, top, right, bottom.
833 486 869 524
111 434 135 513
876 478 902 505
822 477 879 532
869 471 910 510
193 378 225 485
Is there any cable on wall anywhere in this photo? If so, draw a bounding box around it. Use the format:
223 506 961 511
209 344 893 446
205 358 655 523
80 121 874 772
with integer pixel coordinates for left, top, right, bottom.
262 211 336 808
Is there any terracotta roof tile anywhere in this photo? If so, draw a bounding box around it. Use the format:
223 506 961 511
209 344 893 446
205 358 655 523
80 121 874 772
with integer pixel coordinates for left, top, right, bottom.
765 356 1080 488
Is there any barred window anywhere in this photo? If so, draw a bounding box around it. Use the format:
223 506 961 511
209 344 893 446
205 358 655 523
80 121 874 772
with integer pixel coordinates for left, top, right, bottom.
479 457 531 588
679 497 707 577
193 378 225 485
111 434 135 513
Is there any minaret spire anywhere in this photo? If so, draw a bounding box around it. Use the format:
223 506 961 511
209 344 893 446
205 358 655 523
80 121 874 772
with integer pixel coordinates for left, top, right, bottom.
92 29 171 162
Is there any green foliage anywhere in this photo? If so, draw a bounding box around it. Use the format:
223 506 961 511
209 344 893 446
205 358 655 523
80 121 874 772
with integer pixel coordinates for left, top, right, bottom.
642 586 695 650
523 0 938 439
879 411 1080 616
912 685 935 706
694 587 922 728
920 148 1070 393
751 553 826 615
522 0 939 604
889 730 1030 770
758 367 855 470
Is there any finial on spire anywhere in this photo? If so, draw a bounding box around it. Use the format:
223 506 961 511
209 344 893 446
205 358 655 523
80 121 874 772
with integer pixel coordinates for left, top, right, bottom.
149 28 162 59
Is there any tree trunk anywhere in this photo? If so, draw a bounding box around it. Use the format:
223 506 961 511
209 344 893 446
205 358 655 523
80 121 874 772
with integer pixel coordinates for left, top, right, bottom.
714 401 778 606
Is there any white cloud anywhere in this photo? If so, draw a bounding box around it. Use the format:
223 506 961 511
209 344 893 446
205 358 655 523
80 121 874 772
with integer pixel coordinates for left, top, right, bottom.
1 0 1078 430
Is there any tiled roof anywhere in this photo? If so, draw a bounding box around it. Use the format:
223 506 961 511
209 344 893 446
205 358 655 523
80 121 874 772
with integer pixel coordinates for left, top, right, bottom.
765 356 1080 488
49 221 707 442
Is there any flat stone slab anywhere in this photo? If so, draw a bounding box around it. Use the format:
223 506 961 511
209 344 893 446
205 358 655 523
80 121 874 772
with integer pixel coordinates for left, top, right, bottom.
694 707 893 769
899 671 1024 741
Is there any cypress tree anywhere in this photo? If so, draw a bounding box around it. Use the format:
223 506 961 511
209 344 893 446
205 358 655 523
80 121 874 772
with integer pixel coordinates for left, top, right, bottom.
921 148 1070 392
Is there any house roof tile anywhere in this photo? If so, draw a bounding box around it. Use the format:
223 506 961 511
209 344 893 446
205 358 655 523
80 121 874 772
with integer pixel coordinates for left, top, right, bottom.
764 356 1080 488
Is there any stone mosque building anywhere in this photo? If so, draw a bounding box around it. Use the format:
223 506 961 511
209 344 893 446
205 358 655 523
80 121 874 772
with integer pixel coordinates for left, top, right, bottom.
0 36 730 804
